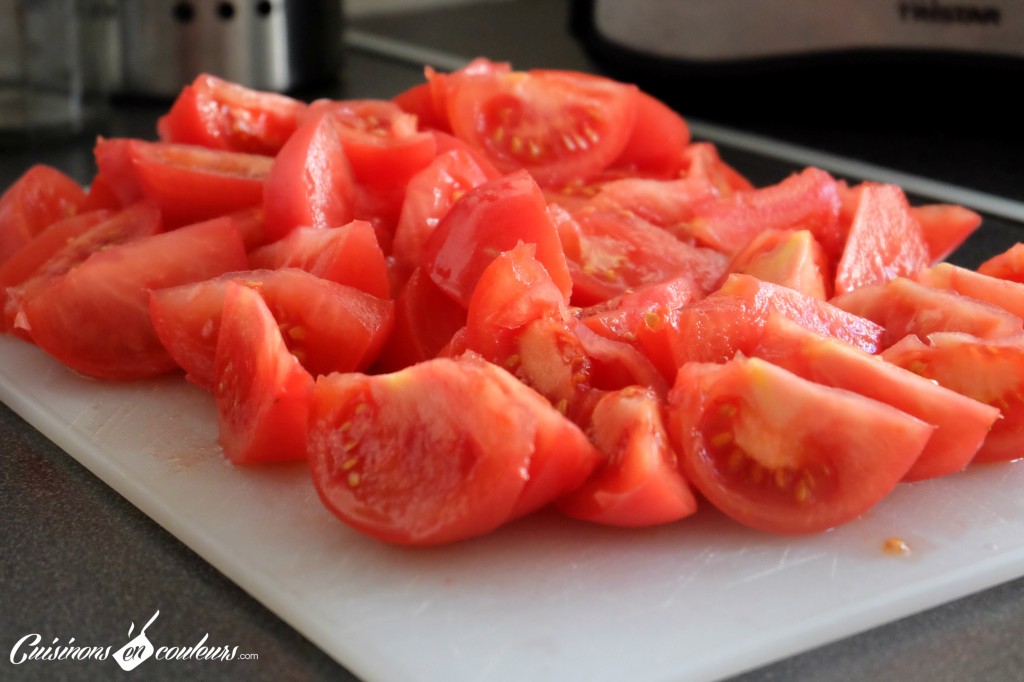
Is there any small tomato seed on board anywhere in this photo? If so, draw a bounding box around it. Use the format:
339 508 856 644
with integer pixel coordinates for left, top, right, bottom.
883 536 912 556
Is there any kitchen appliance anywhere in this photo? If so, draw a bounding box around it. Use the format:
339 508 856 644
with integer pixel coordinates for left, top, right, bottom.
571 0 1022 125
118 0 343 97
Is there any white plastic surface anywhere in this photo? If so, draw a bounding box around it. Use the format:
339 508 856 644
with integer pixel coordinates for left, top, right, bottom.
3 334 1024 682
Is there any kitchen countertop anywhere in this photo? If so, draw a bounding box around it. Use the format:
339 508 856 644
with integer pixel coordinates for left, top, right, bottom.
3 2 1024 681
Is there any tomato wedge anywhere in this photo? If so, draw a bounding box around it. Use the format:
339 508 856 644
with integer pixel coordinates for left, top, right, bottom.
445 65 639 186
557 386 698 527
423 169 572 307
752 315 1000 481
307 353 599 546
21 216 248 380
262 111 356 242
0 165 87 264
158 73 307 156
667 356 933 534
215 281 314 464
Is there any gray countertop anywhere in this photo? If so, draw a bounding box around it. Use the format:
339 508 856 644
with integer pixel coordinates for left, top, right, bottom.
3 2 1024 681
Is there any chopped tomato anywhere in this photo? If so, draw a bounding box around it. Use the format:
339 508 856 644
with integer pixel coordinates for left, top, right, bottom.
19 216 248 380
724 229 830 300
94 138 272 229
308 99 437 187
466 242 592 419
916 262 1024 320
158 73 307 156
5 202 163 335
423 169 572 307
978 242 1024 283
262 111 356 242
0 209 115 323
445 65 639 186
911 203 982 264
832 277 1024 349
752 315 1000 481
215 281 314 464
248 220 391 299
391 148 492 280
883 332 1024 463
608 91 691 178
667 356 933 534
834 183 931 295
375 267 466 372
307 353 599 546
683 167 842 257
0 165 87 265
671 270 888 360
680 142 754 195
557 386 697 527
563 205 728 306
150 268 394 390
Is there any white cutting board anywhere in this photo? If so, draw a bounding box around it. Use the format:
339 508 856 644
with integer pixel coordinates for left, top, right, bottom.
3 333 1024 682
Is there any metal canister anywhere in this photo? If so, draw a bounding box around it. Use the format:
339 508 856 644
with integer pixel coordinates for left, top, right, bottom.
118 0 342 97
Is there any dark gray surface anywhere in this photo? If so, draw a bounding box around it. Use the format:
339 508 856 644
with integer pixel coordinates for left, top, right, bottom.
2 2 1024 681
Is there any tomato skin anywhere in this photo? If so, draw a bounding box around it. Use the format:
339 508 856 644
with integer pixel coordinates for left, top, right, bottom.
667 356 933 534
248 220 390 299
215 281 314 464
423 169 572 307
262 111 356 242
557 386 697 527
21 216 248 380
752 315 1000 481
158 73 307 156
0 165 87 265
307 353 598 546
445 66 639 187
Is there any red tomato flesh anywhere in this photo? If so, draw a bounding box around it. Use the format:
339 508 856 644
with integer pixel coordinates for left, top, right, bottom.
215 281 314 464
557 386 698 527
150 268 394 390
883 332 1024 463
0 165 87 265
445 66 639 187
832 277 1024 349
307 353 599 546
423 169 572 307
21 216 248 380
248 220 391 300
158 73 307 156
752 315 1000 481
667 356 933 534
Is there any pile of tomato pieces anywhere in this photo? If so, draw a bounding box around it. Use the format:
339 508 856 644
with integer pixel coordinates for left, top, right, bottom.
2 60 1023 546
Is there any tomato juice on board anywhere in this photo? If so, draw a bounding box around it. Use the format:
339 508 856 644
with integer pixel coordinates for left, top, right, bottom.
0 58 1020 546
